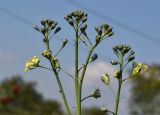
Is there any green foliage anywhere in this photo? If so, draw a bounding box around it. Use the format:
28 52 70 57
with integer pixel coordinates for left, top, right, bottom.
129 64 160 115
0 75 63 115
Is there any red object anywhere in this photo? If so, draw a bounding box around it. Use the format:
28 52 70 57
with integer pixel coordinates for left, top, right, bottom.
12 84 19 95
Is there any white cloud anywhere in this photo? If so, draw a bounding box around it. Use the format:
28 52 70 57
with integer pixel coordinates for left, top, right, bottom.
83 61 115 86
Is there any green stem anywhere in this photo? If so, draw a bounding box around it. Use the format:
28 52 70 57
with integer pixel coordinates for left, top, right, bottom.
45 34 71 115
50 63 71 115
75 22 80 115
114 55 123 115
81 95 92 102
79 45 95 100
114 80 122 115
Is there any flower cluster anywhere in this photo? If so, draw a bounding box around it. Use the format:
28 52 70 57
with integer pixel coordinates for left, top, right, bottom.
24 56 39 71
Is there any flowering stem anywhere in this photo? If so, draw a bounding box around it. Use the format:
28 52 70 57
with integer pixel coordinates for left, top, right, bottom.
79 45 96 102
114 80 122 115
45 34 71 115
50 61 71 115
114 55 123 115
75 22 80 115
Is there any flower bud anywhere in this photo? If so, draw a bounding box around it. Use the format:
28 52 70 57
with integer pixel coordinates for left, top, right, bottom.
51 23 57 30
48 20 54 27
68 20 74 27
114 69 120 78
62 39 68 48
64 16 69 21
129 50 135 55
42 50 52 59
90 53 98 62
96 35 101 44
90 89 101 99
33 26 40 32
51 57 60 68
80 24 87 32
82 17 87 23
54 27 61 34
101 74 110 85
41 28 46 35
110 60 118 65
128 55 135 62
41 20 46 26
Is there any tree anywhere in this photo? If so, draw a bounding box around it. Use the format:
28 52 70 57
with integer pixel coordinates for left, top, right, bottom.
0 75 63 115
129 64 160 115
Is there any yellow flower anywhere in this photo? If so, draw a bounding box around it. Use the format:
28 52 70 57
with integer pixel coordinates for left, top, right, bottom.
132 63 149 76
42 50 51 59
24 56 40 71
114 69 119 78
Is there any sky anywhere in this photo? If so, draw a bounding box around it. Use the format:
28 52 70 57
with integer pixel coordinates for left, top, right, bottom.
0 0 160 115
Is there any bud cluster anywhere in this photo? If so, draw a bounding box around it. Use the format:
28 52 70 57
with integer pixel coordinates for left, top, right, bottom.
112 44 135 62
95 24 113 44
34 19 61 38
64 10 87 25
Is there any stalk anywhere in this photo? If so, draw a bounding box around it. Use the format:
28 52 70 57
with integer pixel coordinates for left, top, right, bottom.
75 22 80 115
45 34 71 115
79 45 95 103
114 55 123 115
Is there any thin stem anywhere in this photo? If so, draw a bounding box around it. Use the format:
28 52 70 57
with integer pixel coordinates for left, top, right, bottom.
60 68 74 79
55 47 63 58
79 45 95 90
114 55 123 115
107 110 115 115
81 95 92 102
122 76 132 82
45 33 71 115
114 80 122 115
122 61 129 70
50 64 71 115
38 65 53 70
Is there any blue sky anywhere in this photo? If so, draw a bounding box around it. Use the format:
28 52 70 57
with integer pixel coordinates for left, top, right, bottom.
0 0 160 114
